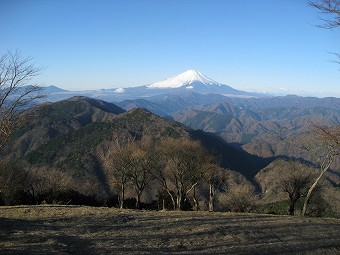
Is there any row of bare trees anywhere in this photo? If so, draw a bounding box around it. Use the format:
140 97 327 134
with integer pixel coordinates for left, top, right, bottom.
99 135 256 211
0 161 81 205
0 160 114 206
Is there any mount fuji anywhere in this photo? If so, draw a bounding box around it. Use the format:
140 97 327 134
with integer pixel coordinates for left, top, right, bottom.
143 69 253 96
147 70 220 89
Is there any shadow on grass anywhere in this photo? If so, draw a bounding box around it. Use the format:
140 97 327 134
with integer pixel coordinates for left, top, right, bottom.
0 217 95 255
1 213 340 255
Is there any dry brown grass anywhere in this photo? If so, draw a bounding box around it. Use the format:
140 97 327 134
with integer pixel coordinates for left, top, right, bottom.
0 205 340 255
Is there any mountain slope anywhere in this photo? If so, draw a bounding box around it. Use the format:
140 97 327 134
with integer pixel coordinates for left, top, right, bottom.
21 105 266 179
23 108 188 174
2 96 125 159
115 99 170 117
172 97 340 144
117 91 233 115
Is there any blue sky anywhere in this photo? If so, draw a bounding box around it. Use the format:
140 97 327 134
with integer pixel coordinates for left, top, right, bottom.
1 0 339 97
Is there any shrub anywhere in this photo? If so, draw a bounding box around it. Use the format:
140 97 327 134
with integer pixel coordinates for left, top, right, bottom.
219 185 258 213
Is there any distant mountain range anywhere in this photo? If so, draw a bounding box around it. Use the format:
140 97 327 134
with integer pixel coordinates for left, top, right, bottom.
41 70 264 102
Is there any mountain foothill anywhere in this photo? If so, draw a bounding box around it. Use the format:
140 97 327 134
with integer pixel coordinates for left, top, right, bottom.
1 70 339 216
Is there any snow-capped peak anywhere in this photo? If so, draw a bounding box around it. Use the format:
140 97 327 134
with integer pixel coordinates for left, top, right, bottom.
147 70 220 89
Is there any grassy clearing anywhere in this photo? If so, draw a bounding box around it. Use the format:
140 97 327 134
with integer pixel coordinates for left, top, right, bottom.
0 205 340 255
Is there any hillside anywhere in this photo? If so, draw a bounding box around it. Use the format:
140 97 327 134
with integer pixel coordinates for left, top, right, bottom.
1 96 125 159
242 126 340 174
172 99 340 145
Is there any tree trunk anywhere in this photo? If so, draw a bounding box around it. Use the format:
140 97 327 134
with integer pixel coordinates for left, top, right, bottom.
302 160 333 216
288 203 295 216
176 191 182 211
119 183 125 209
166 189 176 210
288 194 298 216
136 192 141 209
209 183 214 212
192 186 199 211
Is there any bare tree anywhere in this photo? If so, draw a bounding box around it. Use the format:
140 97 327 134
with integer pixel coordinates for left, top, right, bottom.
100 135 134 209
151 156 176 210
301 124 340 216
127 137 159 209
0 160 29 205
203 164 227 212
0 50 43 148
156 138 209 210
27 166 74 203
281 161 314 215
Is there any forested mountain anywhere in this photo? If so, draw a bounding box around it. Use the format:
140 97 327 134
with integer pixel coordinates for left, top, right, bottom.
172 100 340 144
1 97 125 159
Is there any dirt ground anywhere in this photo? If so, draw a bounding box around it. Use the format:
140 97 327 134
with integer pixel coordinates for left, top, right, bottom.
0 205 339 255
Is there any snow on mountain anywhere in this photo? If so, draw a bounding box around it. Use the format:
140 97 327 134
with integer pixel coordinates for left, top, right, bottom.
147 70 221 89
114 88 125 93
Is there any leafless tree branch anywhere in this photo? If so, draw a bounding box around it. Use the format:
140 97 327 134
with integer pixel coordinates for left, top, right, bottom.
0 50 44 148
309 0 340 29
